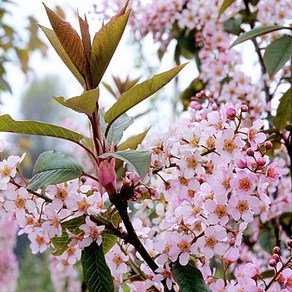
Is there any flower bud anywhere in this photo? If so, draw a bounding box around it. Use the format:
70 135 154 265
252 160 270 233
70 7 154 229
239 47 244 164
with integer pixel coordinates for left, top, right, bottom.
237 158 247 169
226 107 236 120
98 159 116 197
256 157 266 166
241 105 248 112
264 141 273 149
272 254 280 263
268 258 277 267
272 246 281 255
246 148 254 156
288 239 292 248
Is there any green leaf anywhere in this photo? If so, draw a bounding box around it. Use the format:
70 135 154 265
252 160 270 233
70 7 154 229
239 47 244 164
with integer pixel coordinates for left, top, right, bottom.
273 87 291 130
28 150 83 190
54 88 99 116
117 129 149 151
223 17 243 35
100 150 151 178
231 25 287 47
218 0 236 16
90 10 131 88
39 25 85 87
263 36 292 76
105 63 187 125
102 233 117 254
82 242 114 292
259 222 277 254
51 216 85 256
172 261 211 292
107 114 133 146
0 114 83 143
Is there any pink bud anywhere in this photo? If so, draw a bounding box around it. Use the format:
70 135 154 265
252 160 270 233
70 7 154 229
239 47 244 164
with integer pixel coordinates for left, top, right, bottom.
272 254 280 263
256 157 266 166
98 159 116 196
237 158 247 169
190 101 198 109
268 258 277 267
264 141 273 149
226 107 236 120
246 148 254 156
241 105 248 112
272 246 281 255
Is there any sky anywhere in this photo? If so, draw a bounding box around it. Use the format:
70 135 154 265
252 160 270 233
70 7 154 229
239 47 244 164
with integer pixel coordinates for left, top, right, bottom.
2 0 196 138
1 0 266 143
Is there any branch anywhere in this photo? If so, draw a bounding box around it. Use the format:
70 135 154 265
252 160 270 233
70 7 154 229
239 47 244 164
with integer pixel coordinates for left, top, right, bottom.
110 191 175 292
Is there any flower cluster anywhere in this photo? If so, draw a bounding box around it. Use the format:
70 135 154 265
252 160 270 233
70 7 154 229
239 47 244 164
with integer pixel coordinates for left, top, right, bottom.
126 101 290 290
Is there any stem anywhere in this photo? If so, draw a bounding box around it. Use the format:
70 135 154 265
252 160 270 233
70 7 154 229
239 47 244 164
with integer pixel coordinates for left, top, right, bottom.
10 179 52 203
265 256 292 291
82 171 100 182
110 193 175 292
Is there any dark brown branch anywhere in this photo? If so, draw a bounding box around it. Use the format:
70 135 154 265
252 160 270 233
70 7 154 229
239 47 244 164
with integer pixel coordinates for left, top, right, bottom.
110 192 175 292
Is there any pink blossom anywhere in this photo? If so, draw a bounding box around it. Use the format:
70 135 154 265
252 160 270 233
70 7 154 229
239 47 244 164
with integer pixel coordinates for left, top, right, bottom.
246 119 266 150
230 170 256 195
0 154 25 190
79 216 105 248
42 199 71 238
28 230 50 254
215 128 245 163
106 245 129 283
98 159 116 196
4 187 35 223
196 225 228 259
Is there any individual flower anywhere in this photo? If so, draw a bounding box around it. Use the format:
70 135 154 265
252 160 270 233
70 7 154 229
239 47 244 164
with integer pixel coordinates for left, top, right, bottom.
42 199 71 238
4 187 35 223
215 128 245 163
106 245 129 283
196 225 228 259
79 216 105 248
230 170 256 195
169 234 197 265
0 154 25 190
227 194 261 223
28 230 50 254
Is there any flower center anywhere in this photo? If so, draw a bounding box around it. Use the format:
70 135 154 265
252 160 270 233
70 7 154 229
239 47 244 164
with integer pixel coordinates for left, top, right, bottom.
78 199 89 212
56 189 68 200
35 234 46 246
223 139 236 153
1 166 11 176
67 247 75 256
191 135 199 147
113 254 122 266
239 178 251 191
206 136 215 149
186 156 197 169
248 128 256 141
179 240 190 253
237 200 249 212
222 178 231 190
205 236 217 248
90 227 100 239
215 205 227 218
15 197 25 208
179 176 189 186
188 189 196 198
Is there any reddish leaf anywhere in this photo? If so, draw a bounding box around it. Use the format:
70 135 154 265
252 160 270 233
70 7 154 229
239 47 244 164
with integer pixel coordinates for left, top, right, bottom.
44 4 89 83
